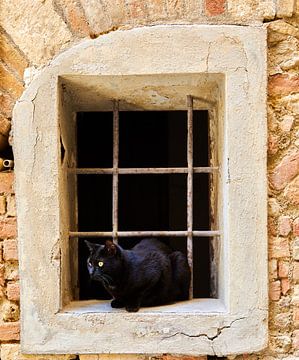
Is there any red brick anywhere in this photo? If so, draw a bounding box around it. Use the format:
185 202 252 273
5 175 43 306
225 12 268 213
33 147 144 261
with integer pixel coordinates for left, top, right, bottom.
3 240 18 261
284 175 299 205
281 278 290 295
0 218 17 239
127 0 148 19
294 262 299 282
0 264 5 286
0 321 20 341
6 282 20 301
0 172 14 194
0 32 28 79
278 261 289 278
270 280 281 301
205 0 226 16
54 0 91 37
294 218 299 236
269 237 290 258
293 329 299 349
278 216 292 236
0 195 6 215
294 308 299 327
0 63 24 99
269 74 299 97
0 91 14 118
162 356 207 360
269 150 299 190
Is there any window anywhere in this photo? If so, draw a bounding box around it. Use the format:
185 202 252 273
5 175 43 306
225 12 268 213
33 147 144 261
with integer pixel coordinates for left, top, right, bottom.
14 25 267 355
74 103 217 301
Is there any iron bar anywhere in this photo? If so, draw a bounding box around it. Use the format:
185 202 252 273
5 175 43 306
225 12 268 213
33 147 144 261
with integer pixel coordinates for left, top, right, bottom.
69 167 219 175
187 95 193 299
112 100 119 243
69 230 221 238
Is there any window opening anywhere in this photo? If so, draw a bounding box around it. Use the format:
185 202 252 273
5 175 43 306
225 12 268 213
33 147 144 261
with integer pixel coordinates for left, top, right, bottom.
72 97 220 301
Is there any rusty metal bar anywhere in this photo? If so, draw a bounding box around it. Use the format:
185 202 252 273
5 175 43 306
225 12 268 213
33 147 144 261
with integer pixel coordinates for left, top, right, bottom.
112 100 119 243
69 167 219 175
187 95 193 299
69 230 221 238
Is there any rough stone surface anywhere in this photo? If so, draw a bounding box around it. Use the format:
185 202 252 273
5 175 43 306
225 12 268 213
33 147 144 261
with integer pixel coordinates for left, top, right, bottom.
269 149 299 190
0 0 73 66
0 322 20 341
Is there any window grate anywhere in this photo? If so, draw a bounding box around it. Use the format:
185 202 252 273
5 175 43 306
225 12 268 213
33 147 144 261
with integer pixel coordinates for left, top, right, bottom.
69 96 220 299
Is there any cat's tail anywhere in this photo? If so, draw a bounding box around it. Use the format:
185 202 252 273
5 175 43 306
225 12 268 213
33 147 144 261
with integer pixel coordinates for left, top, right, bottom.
169 251 191 301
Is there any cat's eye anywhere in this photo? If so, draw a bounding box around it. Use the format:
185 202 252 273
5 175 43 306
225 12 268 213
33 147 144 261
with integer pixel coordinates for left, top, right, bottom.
98 261 104 267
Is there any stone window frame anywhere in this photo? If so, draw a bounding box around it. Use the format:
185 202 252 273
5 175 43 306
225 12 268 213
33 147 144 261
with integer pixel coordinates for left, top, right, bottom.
13 25 268 356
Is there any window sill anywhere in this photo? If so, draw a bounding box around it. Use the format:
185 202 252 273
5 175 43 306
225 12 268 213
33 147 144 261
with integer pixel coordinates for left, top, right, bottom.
62 298 227 314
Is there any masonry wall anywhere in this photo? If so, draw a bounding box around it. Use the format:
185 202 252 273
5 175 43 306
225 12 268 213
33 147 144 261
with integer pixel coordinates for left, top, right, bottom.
0 0 298 359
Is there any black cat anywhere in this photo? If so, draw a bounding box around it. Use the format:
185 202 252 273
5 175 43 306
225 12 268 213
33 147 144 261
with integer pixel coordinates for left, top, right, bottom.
85 238 190 312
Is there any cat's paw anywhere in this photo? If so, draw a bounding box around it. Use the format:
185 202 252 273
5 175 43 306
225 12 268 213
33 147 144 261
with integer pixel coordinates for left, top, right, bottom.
125 305 140 312
111 299 124 308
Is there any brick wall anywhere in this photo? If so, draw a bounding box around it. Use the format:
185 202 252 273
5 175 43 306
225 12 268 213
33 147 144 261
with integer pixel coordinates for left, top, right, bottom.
0 0 298 359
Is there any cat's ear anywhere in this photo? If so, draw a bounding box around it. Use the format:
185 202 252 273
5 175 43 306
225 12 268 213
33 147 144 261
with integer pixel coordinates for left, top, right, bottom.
105 240 117 256
84 240 101 253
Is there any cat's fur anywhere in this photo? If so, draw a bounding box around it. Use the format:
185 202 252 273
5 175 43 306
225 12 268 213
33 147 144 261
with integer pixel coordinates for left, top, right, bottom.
85 238 190 312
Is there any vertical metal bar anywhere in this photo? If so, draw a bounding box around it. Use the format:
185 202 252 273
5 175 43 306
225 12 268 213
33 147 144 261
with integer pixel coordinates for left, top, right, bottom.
112 100 119 243
187 95 193 299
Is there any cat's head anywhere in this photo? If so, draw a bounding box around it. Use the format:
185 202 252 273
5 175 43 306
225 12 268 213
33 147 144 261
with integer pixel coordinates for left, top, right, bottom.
84 239 122 288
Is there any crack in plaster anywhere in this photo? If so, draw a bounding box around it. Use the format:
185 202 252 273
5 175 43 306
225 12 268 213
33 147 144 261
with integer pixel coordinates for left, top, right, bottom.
161 317 246 343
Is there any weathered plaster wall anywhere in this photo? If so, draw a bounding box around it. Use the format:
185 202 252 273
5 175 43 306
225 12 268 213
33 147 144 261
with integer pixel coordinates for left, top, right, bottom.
0 0 298 359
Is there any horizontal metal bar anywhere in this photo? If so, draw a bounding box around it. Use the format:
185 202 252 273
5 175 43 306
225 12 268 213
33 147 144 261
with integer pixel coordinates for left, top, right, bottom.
69 167 219 175
69 230 221 238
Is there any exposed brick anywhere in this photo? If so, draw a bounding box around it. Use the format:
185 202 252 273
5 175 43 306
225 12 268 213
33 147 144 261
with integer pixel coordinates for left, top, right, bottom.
0 114 11 137
278 260 289 278
205 0 225 16
294 308 299 327
278 216 292 236
0 62 24 99
269 259 278 279
270 280 281 301
0 218 17 239
294 262 299 282
0 91 14 117
281 278 290 295
293 329 299 349
294 238 299 260
6 282 20 301
284 175 299 205
147 0 168 20
6 195 16 217
0 32 28 79
268 74 299 97
0 264 5 286
162 356 207 360
294 218 299 236
126 0 148 20
0 172 14 193
3 239 17 260
269 237 290 258
269 150 299 190
165 0 186 18
54 0 91 37
268 133 279 155
0 321 20 341
0 195 6 214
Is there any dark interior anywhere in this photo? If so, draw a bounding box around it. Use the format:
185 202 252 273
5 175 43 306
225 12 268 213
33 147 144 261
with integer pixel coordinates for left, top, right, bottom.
76 110 211 300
